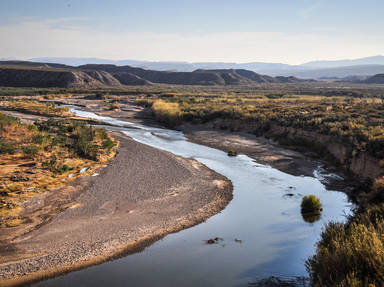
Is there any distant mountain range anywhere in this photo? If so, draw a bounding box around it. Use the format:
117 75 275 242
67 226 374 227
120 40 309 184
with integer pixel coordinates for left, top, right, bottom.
0 60 313 88
1 59 383 88
29 55 384 79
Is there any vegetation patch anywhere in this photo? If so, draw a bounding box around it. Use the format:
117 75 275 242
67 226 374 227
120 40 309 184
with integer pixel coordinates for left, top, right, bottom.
0 100 70 117
0 112 118 227
306 200 384 287
137 95 384 160
151 99 182 127
301 195 322 214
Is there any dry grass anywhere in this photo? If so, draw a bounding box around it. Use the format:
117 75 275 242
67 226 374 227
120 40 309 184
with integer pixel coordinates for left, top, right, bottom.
0 113 118 227
306 203 384 287
0 100 70 117
151 99 182 126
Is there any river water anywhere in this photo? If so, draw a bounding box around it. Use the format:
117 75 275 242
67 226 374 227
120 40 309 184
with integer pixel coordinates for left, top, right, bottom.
35 108 352 287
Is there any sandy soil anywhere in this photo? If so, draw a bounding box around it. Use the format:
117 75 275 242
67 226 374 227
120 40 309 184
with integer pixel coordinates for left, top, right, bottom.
0 133 232 286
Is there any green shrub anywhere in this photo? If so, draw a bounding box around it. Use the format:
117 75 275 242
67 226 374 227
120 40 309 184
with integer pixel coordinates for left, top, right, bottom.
0 112 18 128
22 144 39 157
0 139 16 154
42 156 71 174
301 195 322 214
151 99 182 127
102 137 116 152
32 133 45 144
306 204 384 287
227 148 238 157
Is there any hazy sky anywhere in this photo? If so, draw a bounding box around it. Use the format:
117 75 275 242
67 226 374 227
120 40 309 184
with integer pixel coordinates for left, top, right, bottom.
0 0 383 64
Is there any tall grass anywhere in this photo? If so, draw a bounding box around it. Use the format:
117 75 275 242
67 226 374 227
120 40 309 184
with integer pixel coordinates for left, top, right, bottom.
151 99 182 127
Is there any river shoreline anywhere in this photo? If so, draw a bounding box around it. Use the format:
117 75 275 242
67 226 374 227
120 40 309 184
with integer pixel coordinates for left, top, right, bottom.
0 101 354 286
0 132 232 287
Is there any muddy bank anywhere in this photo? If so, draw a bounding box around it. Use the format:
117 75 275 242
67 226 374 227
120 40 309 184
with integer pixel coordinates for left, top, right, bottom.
183 118 382 180
179 124 356 192
0 133 232 286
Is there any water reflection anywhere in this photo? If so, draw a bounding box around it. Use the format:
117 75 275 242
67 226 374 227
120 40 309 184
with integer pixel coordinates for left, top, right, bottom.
301 212 321 223
248 276 309 287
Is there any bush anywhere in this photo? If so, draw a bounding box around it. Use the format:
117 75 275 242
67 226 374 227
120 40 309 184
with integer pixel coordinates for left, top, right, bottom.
22 144 39 157
102 137 116 152
301 195 322 214
42 156 71 174
306 204 384 287
227 148 238 156
151 100 182 127
0 139 16 154
32 133 45 144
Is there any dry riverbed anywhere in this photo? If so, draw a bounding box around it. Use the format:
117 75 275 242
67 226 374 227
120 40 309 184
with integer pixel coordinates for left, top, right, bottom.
0 132 232 286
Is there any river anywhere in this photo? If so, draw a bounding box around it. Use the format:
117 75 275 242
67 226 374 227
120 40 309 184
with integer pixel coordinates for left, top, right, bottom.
35 108 352 287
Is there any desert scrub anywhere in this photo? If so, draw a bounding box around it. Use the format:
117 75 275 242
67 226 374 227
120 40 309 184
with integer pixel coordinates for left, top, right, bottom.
301 195 322 214
22 144 39 157
151 99 183 127
138 94 384 160
0 139 16 154
0 100 70 117
306 203 384 287
0 112 118 227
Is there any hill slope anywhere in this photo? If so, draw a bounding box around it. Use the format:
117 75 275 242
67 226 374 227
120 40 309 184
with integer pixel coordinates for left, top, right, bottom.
0 60 312 88
0 66 122 88
80 64 310 85
363 74 384 84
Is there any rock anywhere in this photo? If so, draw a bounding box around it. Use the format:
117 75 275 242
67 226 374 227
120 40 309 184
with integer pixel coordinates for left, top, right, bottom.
25 170 36 175
10 174 29 182
0 191 9 196
19 162 36 167
206 237 223 244
6 202 16 209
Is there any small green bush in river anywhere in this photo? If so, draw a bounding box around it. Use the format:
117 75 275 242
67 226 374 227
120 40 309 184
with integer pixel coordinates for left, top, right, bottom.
301 195 322 214
227 148 238 157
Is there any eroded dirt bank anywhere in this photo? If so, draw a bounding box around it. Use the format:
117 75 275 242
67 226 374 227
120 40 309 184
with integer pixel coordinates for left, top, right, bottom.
186 118 383 180
0 133 232 286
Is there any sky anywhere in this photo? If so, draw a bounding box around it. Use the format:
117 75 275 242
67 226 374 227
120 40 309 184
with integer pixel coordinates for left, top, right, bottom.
0 0 383 64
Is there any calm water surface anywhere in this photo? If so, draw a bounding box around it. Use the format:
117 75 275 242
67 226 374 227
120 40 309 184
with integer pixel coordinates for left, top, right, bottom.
35 108 352 287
